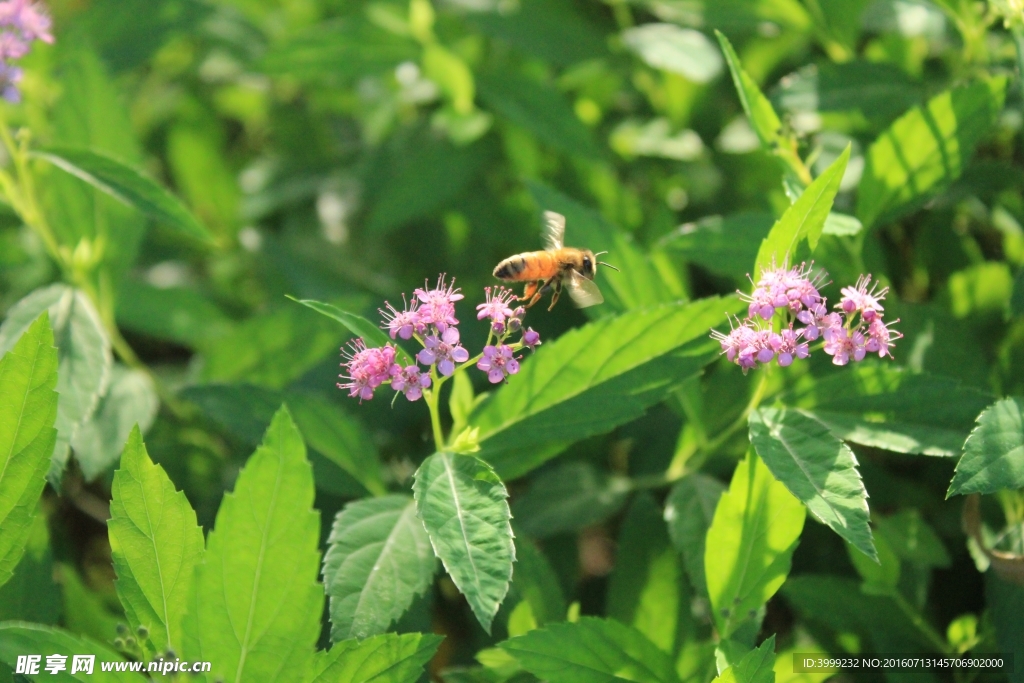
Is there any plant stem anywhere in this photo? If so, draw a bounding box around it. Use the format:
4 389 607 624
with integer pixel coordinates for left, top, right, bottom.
891 591 952 655
425 366 446 449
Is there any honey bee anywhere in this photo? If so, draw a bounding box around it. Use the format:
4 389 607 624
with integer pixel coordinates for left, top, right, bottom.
493 211 618 310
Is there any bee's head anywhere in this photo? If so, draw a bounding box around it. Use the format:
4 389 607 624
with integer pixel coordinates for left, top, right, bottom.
580 250 596 279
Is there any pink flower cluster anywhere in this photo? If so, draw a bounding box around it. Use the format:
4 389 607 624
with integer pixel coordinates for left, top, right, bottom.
713 263 901 371
0 0 53 103
339 275 543 402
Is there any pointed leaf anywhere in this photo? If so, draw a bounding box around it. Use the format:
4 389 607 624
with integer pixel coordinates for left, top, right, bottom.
0 313 58 590
753 145 850 278
622 24 723 83
712 636 776 683
184 406 322 683
413 452 514 633
705 451 805 639
948 397 1024 497
664 473 725 597
0 622 147 682
108 426 204 655
499 616 680 683
307 632 444 683
323 495 435 642
33 146 213 243
748 407 875 560
287 296 414 366
0 284 112 483
468 296 736 478
715 31 781 147
857 78 1007 228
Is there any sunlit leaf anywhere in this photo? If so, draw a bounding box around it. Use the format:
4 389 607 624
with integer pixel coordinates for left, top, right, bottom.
715 31 781 147
622 24 723 83
307 632 444 683
0 622 147 682
183 406 322 683
500 616 680 683
948 397 1024 497
0 284 112 483
772 61 922 123
322 495 435 641
857 78 1007 228
706 451 805 639
108 426 204 655
0 314 58 590
413 452 514 633
749 407 875 559
469 296 735 478
33 146 213 243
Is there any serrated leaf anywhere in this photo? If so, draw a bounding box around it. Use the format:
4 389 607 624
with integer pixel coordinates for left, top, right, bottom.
307 632 444 683
785 363 993 456
512 461 631 538
712 636 775 683
468 296 736 478
413 452 514 633
72 365 158 481
706 450 805 639
748 407 875 560
287 296 414 366
664 473 725 597
183 406 322 683
0 622 147 682
322 495 435 641
948 397 1024 497
753 145 850 278
622 24 723 83
857 78 1007 228
0 313 58 590
33 146 213 243
715 31 781 148
107 426 204 656
499 616 680 683
607 493 683 654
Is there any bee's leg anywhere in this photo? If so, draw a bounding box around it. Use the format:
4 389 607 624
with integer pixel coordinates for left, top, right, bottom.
519 282 539 305
524 276 557 309
547 278 563 311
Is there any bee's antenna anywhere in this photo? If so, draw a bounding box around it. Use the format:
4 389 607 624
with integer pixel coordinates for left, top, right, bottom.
594 251 609 257
598 261 620 272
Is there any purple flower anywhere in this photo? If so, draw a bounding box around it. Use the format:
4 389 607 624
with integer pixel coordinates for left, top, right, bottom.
865 317 902 358
338 339 400 401
839 274 887 317
380 295 424 340
823 327 867 366
415 274 463 331
476 286 516 329
769 327 809 367
416 326 469 376
477 344 520 383
0 0 53 44
522 327 541 351
744 262 826 320
390 364 431 401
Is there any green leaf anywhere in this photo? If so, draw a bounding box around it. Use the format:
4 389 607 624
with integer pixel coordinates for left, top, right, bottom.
664 473 725 597
0 284 112 483
183 406 322 683
715 31 781 148
753 145 850 277
512 461 631 538
785 363 993 456
846 531 899 595
58 563 124 644
657 213 774 279
0 622 147 682
0 313 58 590
0 513 60 624
772 61 922 123
413 452 514 633
287 296 414 366
622 24 723 83
116 282 232 350
33 146 213 243
748 407 875 560
322 495 435 641
72 365 159 481
499 616 680 683
505 537 566 626
705 450 806 639
107 426 204 656
526 183 677 313
467 0 610 67
200 303 350 388
875 510 950 568
986 572 1024 683
607 493 684 654
469 296 735 478
948 397 1024 497
478 72 598 158
712 636 775 683
949 262 1015 318
306 632 444 683
857 77 1008 228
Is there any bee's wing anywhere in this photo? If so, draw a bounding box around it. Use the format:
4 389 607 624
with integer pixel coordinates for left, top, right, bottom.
543 211 565 250
567 270 604 308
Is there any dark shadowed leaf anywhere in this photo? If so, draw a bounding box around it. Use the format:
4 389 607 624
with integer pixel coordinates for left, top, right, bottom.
665 473 725 596
773 61 922 123
468 0 610 66
116 282 232 350
657 213 774 279
513 461 631 538
505 536 566 626
986 572 1024 683
948 397 1024 497
0 513 60 624
287 296 414 366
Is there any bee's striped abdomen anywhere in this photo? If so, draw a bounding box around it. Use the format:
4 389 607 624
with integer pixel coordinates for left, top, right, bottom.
494 251 557 281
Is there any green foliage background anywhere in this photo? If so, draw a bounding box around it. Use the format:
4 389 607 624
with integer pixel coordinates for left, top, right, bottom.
1 0 1024 681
